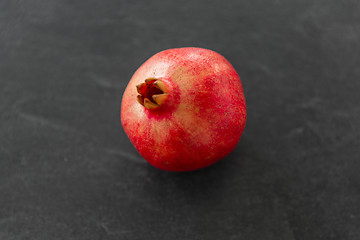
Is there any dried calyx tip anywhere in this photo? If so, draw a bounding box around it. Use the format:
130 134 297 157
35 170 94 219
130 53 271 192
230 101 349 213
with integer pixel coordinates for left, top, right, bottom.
136 78 168 109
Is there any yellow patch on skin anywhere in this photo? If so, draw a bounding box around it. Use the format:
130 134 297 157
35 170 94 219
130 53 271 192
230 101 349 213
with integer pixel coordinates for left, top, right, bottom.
173 103 213 146
194 107 200 114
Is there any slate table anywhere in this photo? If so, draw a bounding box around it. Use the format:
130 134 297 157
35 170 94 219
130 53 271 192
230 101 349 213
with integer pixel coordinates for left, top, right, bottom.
1 1 359 239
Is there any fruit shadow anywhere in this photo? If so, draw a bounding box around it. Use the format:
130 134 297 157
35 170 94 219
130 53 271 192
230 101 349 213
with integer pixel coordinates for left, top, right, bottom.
142 136 253 205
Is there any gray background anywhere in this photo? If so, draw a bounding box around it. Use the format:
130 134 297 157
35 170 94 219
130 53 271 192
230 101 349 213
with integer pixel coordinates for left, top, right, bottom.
1 0 360 239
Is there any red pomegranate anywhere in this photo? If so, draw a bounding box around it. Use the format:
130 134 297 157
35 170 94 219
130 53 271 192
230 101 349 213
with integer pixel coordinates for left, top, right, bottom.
121 47 246 171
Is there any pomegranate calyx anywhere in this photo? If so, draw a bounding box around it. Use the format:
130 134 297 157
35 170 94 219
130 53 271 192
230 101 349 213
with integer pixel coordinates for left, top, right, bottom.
152 93 168 105
152 80 166 92
137 95 144 106
144 98 160 109
145 77 158 83
136 78 168 109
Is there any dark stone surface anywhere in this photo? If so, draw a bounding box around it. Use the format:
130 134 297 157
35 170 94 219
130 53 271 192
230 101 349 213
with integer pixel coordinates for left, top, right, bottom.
1 0 360 239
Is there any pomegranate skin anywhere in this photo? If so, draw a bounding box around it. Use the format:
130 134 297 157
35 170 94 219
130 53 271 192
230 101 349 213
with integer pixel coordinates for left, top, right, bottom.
121 47 246 171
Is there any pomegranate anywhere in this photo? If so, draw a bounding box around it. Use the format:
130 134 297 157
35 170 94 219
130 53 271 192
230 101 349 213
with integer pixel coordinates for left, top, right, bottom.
121 47 246 171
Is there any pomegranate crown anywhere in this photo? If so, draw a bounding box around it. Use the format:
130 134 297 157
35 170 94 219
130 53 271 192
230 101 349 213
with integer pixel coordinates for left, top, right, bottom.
136 77 168 109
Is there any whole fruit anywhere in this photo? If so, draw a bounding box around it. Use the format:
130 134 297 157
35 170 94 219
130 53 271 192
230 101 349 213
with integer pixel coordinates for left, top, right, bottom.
121 47 246 171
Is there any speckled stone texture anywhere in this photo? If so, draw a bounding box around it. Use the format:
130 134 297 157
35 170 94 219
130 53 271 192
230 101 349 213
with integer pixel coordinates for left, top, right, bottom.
0 0 359 239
